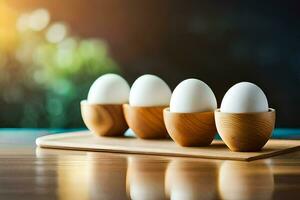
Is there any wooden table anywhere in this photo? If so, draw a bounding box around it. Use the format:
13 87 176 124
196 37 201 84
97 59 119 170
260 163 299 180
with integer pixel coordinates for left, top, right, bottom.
0 129 299 200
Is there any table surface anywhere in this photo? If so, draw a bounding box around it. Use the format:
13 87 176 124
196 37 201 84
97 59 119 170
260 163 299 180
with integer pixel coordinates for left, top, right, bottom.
0 128 299 200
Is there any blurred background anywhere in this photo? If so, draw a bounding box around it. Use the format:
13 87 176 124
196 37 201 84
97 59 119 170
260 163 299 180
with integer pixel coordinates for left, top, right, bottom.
0 0 299 128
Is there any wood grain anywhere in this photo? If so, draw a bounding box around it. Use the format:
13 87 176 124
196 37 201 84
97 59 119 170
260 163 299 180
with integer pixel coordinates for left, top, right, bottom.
123 104 168 139
215 109 276 152
81 101 128 137
36 131 300 161
163 108 216 146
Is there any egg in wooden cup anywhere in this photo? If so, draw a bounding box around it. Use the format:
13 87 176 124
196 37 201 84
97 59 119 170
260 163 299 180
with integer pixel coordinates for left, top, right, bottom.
123 74 171 139
81 74 130 137
164 79 217 146
215 82 275 152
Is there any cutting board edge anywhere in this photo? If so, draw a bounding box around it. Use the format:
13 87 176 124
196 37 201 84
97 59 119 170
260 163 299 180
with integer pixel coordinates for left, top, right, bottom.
35 131 300 162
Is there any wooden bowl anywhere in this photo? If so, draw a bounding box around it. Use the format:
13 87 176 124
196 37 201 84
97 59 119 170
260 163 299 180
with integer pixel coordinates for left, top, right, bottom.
163 108 216 146
80 100 128 137
123 104 168 139
215 108 276 152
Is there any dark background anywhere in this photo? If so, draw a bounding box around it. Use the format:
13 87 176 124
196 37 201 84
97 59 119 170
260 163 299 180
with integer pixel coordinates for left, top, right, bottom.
6 0 300 127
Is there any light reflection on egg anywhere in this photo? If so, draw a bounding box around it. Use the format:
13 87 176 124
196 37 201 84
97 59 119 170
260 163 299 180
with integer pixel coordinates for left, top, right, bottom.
220 82 268 113
170 79 217 113
87 74 130 104
129 74 171 107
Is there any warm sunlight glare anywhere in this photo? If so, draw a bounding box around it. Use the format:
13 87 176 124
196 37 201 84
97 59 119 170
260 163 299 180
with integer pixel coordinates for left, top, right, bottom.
0 1 18 51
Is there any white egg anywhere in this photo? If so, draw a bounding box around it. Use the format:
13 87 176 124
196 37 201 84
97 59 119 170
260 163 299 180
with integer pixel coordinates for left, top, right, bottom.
220 82 268 113
87 74 130 104
129 74 171 107
170 79 217 113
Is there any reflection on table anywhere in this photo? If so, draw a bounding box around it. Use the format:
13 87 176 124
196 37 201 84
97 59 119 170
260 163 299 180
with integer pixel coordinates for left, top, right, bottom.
126 156 168 200
165 159 218 200
35 147 286 200
218 160 274 200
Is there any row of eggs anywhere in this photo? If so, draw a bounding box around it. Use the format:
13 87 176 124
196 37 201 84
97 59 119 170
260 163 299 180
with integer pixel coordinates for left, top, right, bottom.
81 74 275 152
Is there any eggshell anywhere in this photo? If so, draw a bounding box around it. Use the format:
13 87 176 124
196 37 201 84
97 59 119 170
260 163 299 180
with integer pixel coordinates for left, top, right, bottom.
129 74 171 107
87 74 130 104
220 82 268 113
170 79 217 113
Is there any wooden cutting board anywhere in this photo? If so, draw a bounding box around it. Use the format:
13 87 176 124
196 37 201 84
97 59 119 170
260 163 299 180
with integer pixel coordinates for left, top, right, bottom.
36 131 300 161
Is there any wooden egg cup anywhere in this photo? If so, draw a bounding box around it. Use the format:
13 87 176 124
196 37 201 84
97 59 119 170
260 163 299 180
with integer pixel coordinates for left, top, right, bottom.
123 104 168 139
163 108 217 147
215 108 276 152
80 100 128 137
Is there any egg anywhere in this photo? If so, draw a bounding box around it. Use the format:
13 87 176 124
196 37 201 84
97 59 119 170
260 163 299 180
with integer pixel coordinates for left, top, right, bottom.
87 74 130 104
170 79 217 113
220 82 268 113
129 74 171 107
